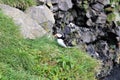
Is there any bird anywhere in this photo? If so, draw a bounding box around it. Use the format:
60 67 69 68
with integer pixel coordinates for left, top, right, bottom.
54 33 67 48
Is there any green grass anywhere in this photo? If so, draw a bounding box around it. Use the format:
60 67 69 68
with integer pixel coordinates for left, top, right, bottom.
0 0 36 10
0 10 99 80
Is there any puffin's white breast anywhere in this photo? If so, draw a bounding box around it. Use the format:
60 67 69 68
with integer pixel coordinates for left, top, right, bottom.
57 39 67 48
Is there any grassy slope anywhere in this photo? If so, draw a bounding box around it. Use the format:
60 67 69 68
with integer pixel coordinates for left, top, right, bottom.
0 0 36 10
0 10 99 80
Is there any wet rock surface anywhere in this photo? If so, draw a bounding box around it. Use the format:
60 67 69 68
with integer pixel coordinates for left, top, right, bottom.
47 0 120 79
102 65 120 80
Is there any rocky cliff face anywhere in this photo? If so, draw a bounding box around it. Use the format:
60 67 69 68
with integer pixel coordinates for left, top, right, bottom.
42 0 120 79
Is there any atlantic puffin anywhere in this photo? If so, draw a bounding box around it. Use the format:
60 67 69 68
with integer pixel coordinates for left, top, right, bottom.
54 33 67 48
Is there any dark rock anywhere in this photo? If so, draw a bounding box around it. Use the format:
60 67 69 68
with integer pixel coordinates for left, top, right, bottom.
103 66 120 80
97 59 113 79
96 41 109 59
86 44 99 58
95 26 105 36
71 9 78 18
91 15 98 22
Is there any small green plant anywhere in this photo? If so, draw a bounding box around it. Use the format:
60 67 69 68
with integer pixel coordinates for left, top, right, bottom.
107 13 116 22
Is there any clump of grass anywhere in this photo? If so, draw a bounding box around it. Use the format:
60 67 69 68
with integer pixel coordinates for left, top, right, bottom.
0 62 40 80
25 37 100 80
0 10 36 79
0 0 36 10
0 10 100 80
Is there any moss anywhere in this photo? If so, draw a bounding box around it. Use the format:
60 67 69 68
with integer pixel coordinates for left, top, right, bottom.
107 13 116 22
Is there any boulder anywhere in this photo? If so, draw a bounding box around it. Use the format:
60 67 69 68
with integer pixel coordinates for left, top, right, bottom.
51 0 59 4
25 5 55 32
58 0 73 11
96 12 107 24
81 31 96 43
86 18 97 26
0 4 46 39
52 4 59 11
78 28 96 43
91 2 104 12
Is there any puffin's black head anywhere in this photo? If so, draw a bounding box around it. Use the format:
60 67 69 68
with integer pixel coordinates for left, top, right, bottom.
52 27 57 35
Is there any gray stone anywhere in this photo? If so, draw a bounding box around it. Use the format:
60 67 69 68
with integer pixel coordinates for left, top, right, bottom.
95 27 105 36
91 2 104 12
96 12 107 24
86 44 95 55
0 4 46 39
58 0 73 11
86 19 95 26
25 5 55 32
86 8 97 18
97 0 110 5
81 30 96 43
51 0 59 4
52 4 59 11
58 11 65 18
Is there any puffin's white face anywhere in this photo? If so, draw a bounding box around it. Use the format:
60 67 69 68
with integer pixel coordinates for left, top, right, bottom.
55 33 62 38
69 23 74 27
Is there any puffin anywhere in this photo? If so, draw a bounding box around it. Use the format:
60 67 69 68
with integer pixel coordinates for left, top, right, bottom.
54 33 67 48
